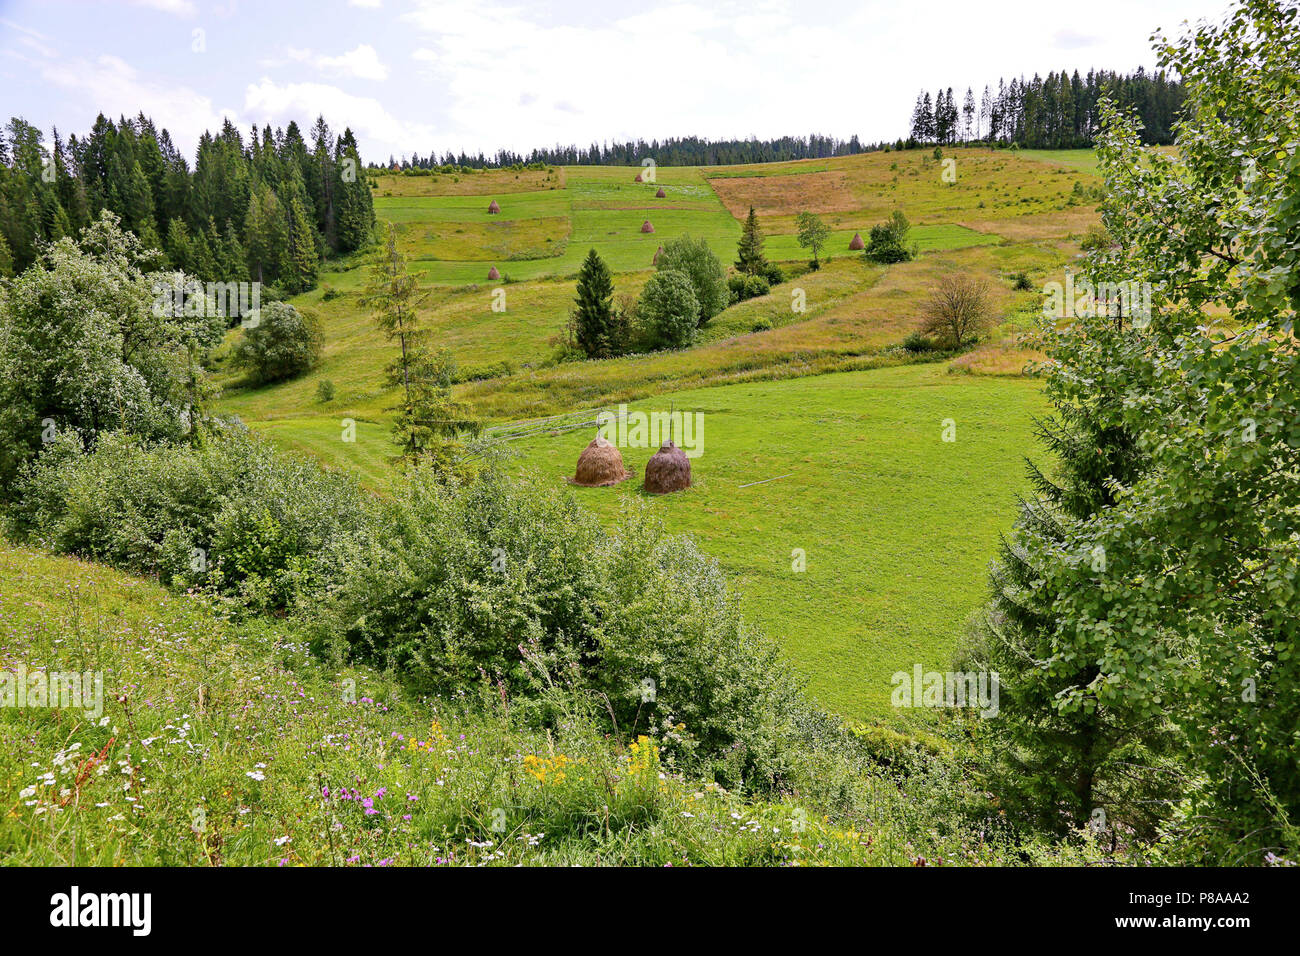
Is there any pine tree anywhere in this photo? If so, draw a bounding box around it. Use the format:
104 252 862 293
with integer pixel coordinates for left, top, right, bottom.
165 217 192 272
734 206 768 276
280 193 319 293
573 248 614 358
975 400 1174 836
362 222 428 458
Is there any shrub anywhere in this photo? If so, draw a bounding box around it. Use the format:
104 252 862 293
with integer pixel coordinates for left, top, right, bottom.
902 331 938 352
316 379 336 402
728 273 770 303
9 428 374 612
1010 271 1034 291
638 269 699 349
863 211 916 264
654 236 728 326
230 302 325 385
310 469 805 786
0 212 221 492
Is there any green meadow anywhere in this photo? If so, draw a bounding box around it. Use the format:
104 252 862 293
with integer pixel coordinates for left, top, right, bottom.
214 146 1101 723
502 364 1046 720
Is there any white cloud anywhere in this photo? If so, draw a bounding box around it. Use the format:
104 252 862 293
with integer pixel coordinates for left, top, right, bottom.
349 0 383 7
128 0 198 17
243 77 433 157
36 54 234 156
267 44 390 81
315 44 389 81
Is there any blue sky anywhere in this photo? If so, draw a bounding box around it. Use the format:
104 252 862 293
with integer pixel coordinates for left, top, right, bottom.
0 0 1230 165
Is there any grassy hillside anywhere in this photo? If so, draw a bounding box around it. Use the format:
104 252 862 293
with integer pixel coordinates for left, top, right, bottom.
209 146 1097 725
505 364 1047 719
0 544 1078 866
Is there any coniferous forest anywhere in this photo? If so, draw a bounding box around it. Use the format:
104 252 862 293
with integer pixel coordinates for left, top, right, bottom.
907 68 1184 147
0 114 375 293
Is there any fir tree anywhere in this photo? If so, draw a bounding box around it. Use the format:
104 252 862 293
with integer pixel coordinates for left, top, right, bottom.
573 248 614 358
734 206 768 276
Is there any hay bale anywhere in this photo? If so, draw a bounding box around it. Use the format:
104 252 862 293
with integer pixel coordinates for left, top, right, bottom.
487 199 501 214
568 436 633 487
644 440 691 494
640 220 655 233
487 265 500 280
652 245 664 265
849 232 865 250
655 187 666 198
634 172 643 183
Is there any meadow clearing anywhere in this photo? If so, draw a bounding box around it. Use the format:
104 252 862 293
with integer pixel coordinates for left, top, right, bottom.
213 146 1099 721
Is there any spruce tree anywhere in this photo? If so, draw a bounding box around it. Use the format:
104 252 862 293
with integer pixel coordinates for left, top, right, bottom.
573 248 614 357
734 206 767 276
280 194 319 293
165 217 192 272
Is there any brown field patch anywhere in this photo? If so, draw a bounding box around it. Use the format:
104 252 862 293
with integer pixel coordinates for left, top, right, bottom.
959 206 1099 242
707 170 861 219
372 167 566 197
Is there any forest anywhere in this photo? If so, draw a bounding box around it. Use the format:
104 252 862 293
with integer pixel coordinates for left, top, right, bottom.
0 114 375 294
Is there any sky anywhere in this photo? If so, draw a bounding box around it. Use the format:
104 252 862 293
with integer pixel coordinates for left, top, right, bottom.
0 0 1232 165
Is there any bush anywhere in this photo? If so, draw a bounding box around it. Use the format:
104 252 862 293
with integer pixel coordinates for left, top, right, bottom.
638 270 700 349
310 468 805 786
1010 271 1034 291
728 273 770 303
863 211 916 264
9 428 374 612
0 212 221 492
762 262 785 286
902 331 938 352
654 236 728 326
316 379 336 402
230 302 324 385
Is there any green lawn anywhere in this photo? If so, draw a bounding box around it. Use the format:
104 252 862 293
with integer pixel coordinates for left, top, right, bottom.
502 362 1046 720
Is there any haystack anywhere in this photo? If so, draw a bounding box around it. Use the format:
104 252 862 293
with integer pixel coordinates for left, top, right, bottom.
652 245 664 265
488 199 501 214
634 171 644 183
568 436 633 487
655 187 666 198
848 232 865 250
640 220 655 233
487 265 500 280
644 440 691 494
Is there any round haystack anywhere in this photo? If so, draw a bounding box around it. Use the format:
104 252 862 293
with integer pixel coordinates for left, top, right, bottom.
644 440 691 494
652 245 664 265
568 436 633 487
634 171 644 183
488 199 501 214
655 187 666 198
640 220 655 233
848 232 865 251
487 265 500 280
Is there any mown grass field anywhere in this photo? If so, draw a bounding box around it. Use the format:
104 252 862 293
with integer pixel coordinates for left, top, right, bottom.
503 364 1047 720
213 146 1101 723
